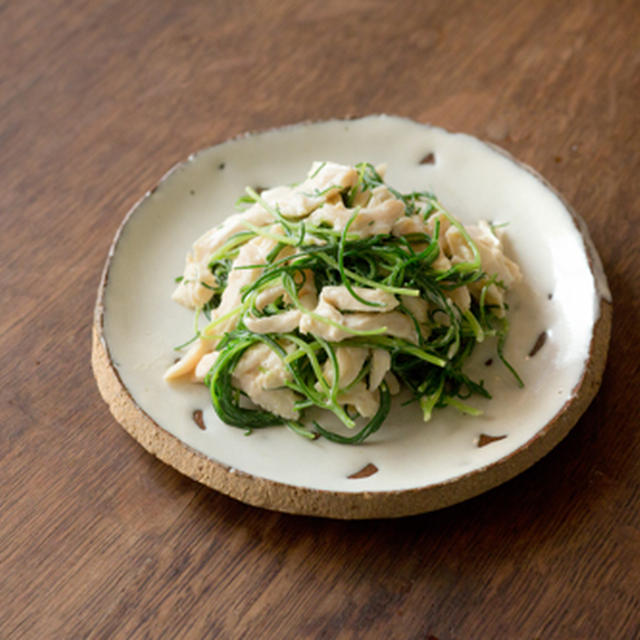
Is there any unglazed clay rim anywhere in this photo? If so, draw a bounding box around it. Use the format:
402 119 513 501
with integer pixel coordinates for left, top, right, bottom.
92 117 612 519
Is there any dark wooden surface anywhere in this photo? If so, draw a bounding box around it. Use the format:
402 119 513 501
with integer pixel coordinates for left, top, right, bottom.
2 1 639 638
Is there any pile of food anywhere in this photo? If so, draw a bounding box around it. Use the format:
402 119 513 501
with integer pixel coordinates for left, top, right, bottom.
165 161 522 443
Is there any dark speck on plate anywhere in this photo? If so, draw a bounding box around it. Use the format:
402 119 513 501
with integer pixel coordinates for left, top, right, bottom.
348 463 378 479
478 433 507 447
528 331 547 357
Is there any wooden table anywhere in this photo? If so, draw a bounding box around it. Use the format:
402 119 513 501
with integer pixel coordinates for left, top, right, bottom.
2 1 638 637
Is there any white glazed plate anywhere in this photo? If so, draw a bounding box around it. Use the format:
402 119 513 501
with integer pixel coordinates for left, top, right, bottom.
92 116 611 518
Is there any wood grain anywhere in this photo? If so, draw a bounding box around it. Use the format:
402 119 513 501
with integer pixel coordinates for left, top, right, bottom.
1 0 639 637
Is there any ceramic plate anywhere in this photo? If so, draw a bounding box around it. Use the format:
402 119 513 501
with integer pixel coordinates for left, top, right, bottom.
92 115 611 518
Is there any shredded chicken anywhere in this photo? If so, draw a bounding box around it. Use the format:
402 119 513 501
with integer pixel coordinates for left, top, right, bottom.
233 343 299 419
384 371 401 395
309 186 405 237
258 161 358 220
466 221 521 313
172 205 273 309
369 349 391 391
194 351 219 382
320 286 398 312
244 309 301 334
299 298 418 343
400 295 428 323
164 338 210 381
338 381 380 418
203 235 278 341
